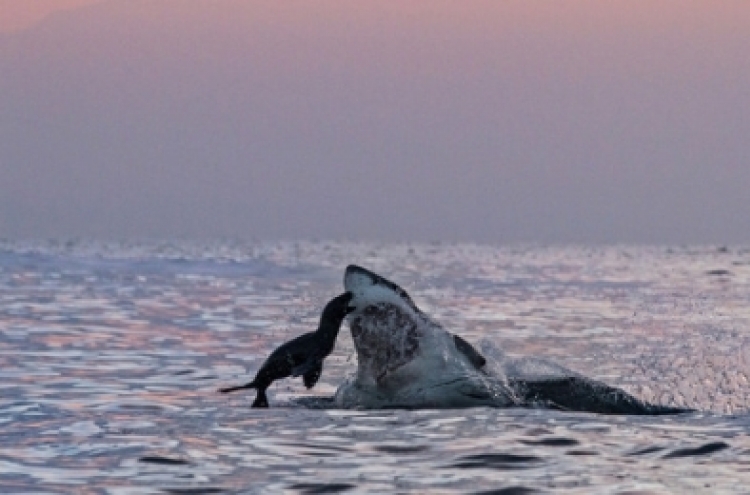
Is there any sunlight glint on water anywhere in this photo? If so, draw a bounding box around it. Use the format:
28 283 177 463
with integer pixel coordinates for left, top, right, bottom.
0 240 749 493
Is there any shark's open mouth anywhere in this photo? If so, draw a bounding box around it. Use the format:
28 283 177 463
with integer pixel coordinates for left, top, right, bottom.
349 302 422 382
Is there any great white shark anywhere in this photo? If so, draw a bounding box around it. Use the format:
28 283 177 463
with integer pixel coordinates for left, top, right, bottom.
335 264 689 414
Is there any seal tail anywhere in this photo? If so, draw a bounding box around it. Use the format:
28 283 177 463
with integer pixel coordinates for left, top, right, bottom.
219 380 258 394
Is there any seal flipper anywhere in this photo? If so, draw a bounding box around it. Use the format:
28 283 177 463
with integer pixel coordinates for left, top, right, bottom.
251 387 269 408
453 334 486 368
302 361 323 389
292 353 320 378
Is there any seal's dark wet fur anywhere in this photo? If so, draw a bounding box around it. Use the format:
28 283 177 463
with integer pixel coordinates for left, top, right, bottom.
220 292 353 407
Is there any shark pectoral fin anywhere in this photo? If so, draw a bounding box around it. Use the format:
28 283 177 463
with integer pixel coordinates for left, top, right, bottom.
453 334 487 368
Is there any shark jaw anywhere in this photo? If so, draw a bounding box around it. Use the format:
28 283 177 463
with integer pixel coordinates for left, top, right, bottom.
338 265 512 409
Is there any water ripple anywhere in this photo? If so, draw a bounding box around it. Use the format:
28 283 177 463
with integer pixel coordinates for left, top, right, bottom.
1 241 750 492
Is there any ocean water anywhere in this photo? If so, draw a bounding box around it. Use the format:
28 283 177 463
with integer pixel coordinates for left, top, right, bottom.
1 240 749 494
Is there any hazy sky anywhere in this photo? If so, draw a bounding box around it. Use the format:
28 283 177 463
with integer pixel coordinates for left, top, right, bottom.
0 0 104 32
2 1 749 244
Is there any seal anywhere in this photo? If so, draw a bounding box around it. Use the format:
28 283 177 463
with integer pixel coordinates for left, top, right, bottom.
336 265 690 414
220 291 353 407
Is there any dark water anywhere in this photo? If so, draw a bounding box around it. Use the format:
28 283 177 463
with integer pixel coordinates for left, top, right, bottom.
1 240 750 493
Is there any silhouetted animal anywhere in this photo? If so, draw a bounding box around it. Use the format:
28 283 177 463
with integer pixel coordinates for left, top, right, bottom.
219 292 353 407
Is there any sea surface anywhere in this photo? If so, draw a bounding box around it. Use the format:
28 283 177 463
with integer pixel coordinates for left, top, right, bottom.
1 240 750 494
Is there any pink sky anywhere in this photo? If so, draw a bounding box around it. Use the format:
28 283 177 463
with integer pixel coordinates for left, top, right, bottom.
2 1 750 243
0 0 106 32
2 2 744 33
